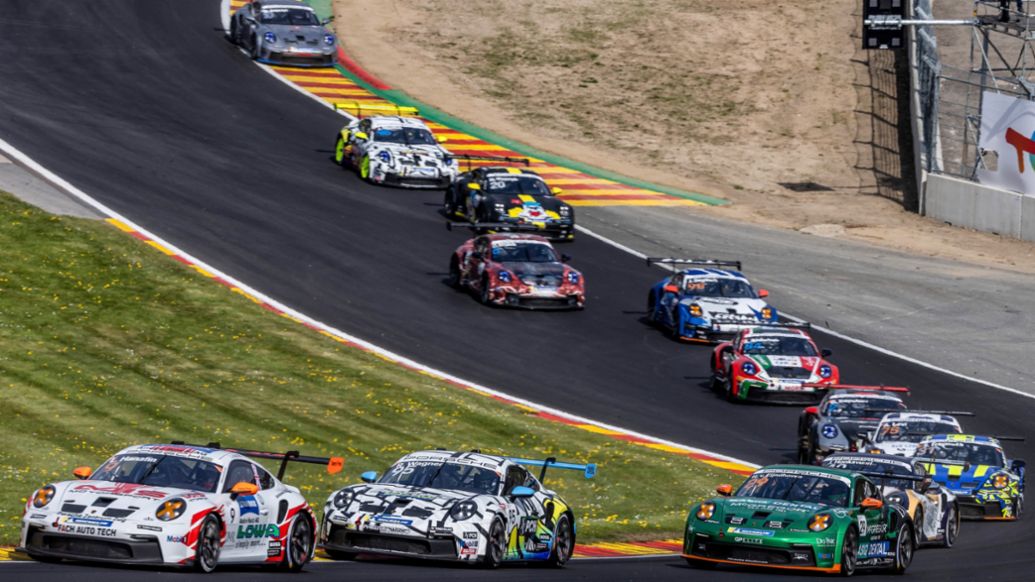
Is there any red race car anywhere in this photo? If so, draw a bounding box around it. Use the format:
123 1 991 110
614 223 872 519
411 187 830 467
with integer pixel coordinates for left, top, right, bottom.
448 232 585 310
711 323 839 404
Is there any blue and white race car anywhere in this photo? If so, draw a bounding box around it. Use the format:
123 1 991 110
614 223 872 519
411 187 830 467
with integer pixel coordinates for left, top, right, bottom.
645 259 776 343
915 434 1026 520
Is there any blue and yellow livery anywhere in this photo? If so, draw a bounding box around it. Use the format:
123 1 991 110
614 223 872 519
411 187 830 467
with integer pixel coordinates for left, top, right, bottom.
915 434 1026 520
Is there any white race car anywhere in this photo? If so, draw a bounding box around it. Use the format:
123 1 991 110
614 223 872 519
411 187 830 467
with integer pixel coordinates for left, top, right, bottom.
20 443 342 572
320 450 595 567
333 115 458 188
867 411 968 456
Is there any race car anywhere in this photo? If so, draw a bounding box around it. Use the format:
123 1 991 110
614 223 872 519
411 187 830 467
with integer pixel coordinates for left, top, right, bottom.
645 259 776 343
683 465 915 575
711 323 839 404
915 434 1026 520
448 230 585 310
444 166 574 241
20 442 343 572
823 453 959 548
334 115 458 188
230 1 336 67
866 411 969 457
320 450 595 567
797 386 910 464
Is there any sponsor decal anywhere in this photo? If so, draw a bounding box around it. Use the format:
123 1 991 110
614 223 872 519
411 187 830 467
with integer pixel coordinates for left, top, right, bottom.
137 524 163 532
729 516 745 525
857 515 867 534
61 516 113 528
237 524 281 539
268 540 283 557
864 523 889 536
166 535 186 543
463 531 479 540
373 515 413 525
821 424 839 439
72 483 168 500
238 496 260 516
815 538 836 545
727 527 774 537
858 541 891 558
29 513 46 519
733 536 764 545
460 546 478 556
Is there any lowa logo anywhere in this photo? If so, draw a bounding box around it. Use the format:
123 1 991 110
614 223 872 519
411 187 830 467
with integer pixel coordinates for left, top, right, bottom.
237 524 280 539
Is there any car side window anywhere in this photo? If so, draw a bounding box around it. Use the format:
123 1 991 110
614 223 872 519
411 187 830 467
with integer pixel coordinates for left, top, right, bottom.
522 470 541 492
223 460 257 493
258 467 275 490
503 467 523 494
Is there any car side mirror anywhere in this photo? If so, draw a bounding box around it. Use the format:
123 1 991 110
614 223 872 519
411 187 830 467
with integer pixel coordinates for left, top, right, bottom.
962 462 971 472
860 497 883 510
244 16 257 24
918 477 932 494
230 482 259 497
803 406 819 416
757 289 769 298
509 486 536 498
663 284 679 294
360 471 378 483
821 349 833 358
353 131 368 141
322 17 334 24
467 183 481 191
716 484 733 497
73 466 93 480
561 254 572 263
551 187 563 195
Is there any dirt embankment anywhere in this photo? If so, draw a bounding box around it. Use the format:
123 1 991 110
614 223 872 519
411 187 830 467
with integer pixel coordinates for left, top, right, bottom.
334 0 1035 272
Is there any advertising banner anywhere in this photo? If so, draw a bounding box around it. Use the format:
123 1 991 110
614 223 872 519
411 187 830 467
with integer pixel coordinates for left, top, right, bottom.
977 91 1035 194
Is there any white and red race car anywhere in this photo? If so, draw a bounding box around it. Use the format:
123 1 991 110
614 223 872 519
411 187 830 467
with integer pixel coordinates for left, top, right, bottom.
20 442 342 572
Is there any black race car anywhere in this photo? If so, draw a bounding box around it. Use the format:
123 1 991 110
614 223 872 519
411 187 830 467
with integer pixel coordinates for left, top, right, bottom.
444 166 574 241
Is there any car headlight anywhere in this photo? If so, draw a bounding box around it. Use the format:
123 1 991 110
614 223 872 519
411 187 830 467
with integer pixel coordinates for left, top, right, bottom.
497 271 512 283
263 31 277 44
450 500 478 521
695 503 715 520
689 304 703 317
567 271 580 284
32 485 56 508
741 361 758 376
377 150 392 164
761 307 773 321
990 472 1011 489
808 513 832 532
494 203 506 214
155 498 186 521
324 34 335 46
819 365 833 379
332 489 354 510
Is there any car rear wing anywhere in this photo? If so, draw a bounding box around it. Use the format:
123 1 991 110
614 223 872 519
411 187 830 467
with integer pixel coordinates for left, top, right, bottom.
332 101 419 119
856 471 926 482
506 457 597 484
452 154 532 172
896 410 975 417
171 441 344 480
645 258 742 271
803 384 910 394
994 436 1026 442
445 221 543 233
746 321 812 331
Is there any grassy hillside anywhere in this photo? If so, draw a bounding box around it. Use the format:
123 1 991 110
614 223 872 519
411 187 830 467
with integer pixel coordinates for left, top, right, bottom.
0 192 742 544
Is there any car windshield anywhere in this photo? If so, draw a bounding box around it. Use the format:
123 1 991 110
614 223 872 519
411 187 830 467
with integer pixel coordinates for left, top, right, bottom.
824 458 919 491
379 460 501 495
484 175 551 196
824 397 906 419
682 278 755 298
741 337 817 357
259 7 320 25
491 242 558 263
917 442 1006 467
876 421 959 443
736 470 851 507
90 454 222 493
372 127 437 145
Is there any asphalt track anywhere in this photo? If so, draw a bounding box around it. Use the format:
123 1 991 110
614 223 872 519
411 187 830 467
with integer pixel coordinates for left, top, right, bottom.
0 0 1032 579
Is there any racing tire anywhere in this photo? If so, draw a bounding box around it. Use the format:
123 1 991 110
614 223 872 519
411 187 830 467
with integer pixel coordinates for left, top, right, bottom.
798 433 812 464
913 507 924 545
839 526 858 577
448 257 462 289
281 514 313 572
1013 496 1024 519
334 136 349 167
546 513 574 568
891 522 914 575
193 514 222 573
249 36 260 60
324 549 358 561
481 518 506 569
479 276 493 306
646 292 657 323
723 375 738 404
942 504 959 548
229 18 239 44
359 155 372 182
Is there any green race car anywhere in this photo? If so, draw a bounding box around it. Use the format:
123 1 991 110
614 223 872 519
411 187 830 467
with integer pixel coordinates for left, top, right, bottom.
683 465 915 576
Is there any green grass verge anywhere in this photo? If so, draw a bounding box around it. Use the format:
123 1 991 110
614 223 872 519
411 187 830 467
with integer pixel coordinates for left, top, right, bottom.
0 191 743 544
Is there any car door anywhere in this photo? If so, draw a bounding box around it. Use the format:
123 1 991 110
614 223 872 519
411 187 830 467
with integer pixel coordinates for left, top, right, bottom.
241 3 259 49
466 237 490 289
854 478 891 562
351 119 372 163
221 460 274 561
503 466 554 559
658 274 682 327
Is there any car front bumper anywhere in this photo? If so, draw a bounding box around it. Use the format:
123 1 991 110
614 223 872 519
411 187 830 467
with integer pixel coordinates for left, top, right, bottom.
683 532 839 573
323 524 467 561
21 525 166 565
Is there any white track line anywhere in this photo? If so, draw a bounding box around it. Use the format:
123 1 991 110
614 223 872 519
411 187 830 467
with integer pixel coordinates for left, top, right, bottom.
576 224 1032 400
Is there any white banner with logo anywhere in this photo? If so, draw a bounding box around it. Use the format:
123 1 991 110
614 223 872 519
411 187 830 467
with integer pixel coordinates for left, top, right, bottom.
977 91 1035 194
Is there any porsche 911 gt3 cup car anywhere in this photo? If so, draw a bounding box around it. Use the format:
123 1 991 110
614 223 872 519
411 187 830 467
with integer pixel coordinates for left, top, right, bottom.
444 166 574 241
20 443 343 572
823 453 960 548
798 386 910 464
866 411 969 457
915 434 1026 520
645 259 776 343
320 450 595 567
448 230 585 310
334 115 458 188
230 1 336 67
712 323 838 403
